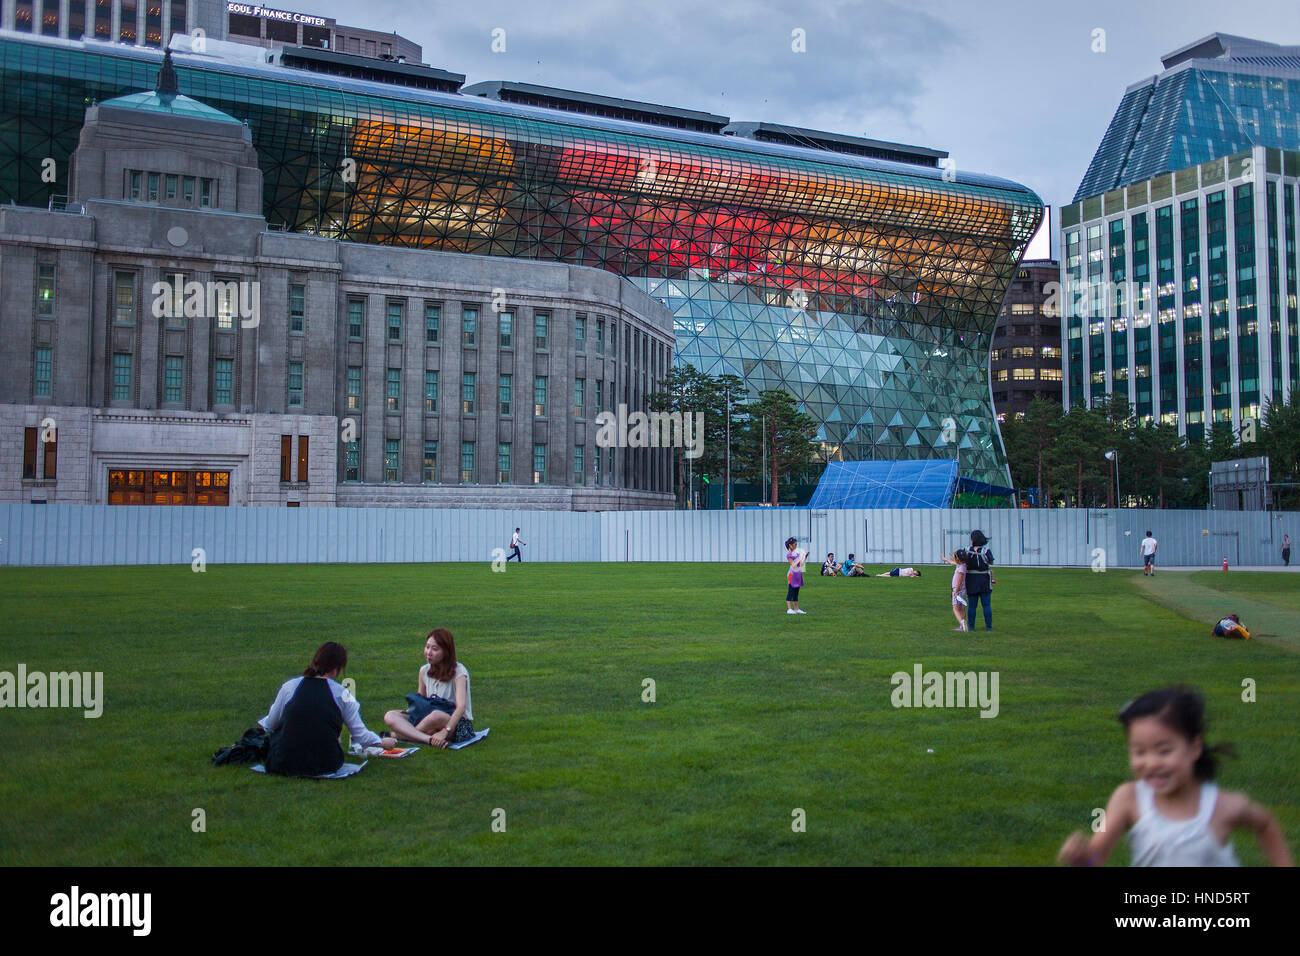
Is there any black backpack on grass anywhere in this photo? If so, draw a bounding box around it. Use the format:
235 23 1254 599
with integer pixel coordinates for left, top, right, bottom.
212 726 271 766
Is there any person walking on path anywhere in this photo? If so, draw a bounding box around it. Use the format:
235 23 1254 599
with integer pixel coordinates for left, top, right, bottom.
507 527 525 562
1140 531 1158 576
1283 534 1292 567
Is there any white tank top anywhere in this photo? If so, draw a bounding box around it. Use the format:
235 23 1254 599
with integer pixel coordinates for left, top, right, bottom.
1128 780 1239 866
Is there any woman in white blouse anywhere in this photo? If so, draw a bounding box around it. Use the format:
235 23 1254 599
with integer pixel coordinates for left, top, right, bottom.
260 641 396 776
384 629 474 749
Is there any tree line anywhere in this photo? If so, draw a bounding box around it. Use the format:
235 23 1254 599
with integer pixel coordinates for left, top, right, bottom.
648 365 817 507
999 393 1300 509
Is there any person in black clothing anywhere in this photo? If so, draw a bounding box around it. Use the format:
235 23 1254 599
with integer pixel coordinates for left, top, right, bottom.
259 642 395 776
962 530 995 632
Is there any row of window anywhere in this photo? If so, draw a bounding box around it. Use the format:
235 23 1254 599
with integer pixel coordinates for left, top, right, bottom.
126 170 217 207
994 368 1063 382
11 0 187 46
991 346 1060 361
343 440 606 487
36 267 642 360
103 354 236 405
20 427 56 480
347 369 609 419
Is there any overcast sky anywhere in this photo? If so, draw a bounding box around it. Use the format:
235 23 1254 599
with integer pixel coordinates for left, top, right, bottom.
303 0 1298 241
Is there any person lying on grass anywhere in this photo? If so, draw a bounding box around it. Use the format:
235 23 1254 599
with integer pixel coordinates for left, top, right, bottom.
384 628 475 749
1058 685 1292 867
260 641 396 776
876 567 921 577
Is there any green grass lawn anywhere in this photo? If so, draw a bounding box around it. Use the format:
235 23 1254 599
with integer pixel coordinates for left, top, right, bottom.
1 562 1296 866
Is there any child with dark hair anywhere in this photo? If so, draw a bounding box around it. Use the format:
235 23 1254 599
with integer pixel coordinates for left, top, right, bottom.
942 549 968 631
784 537 807 614
1058 686 1292 866
260 642 395 776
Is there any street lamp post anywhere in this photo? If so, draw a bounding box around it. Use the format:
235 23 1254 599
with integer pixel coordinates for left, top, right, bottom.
724 386 732 510
1105 450 1120 508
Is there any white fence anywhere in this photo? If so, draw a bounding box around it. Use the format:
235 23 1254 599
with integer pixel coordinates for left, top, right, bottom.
0 503 1290 568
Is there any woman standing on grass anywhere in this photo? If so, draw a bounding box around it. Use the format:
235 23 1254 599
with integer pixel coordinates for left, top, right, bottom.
785 537 808 614
384 628 475 748
260 642 395 776
1058 686 1292 867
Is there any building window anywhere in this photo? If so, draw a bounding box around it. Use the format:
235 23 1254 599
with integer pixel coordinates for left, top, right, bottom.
575 315 586 352
348 298 365 338
165 174 177 200
214 359 234 405
534 376 547 417
1012 368 1036 381
289 284 305 332
574 378 585 418
23 428 38 480
462 372 476 414
385 439 400 483
460 441 475 483
1040 368 1063 382
499 312 513 348
425 303 440 343
288 362 304 406
147 173 159 202
1041 346 1061 359
423 441 438 483
535 312 549 350
497 443 511 484
214 280 235 329
129 171 142 200
200 178 215 208
297 436 309 483
607 448 614 486
344 441 359 482
111 353 133 401
533 443 546 484
609 321 617 357
425 370 438 413
594 447 601 485
280 435 292 482
34 347 52 397
573 446 584 485
498 374 512 415
164 355 184 403
43 429 57 479
347 366 362 410
596 318 604 353
462 307 477 347
36 264 55 317
386 368 401 411
1011 346 1034 358
183 177 194 203
994 369 1007 382
114 272 135 324
595 379 603 414
387 300 404 341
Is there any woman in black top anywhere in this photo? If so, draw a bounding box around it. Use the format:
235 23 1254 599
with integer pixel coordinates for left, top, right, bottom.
962 530 995 632
259 642 395 776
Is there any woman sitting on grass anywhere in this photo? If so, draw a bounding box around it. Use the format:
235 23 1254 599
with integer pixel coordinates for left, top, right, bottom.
384 628 475 749
260 641 395 776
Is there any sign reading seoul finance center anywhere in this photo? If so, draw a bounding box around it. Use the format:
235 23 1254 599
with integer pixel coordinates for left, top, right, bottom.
227 2 328 27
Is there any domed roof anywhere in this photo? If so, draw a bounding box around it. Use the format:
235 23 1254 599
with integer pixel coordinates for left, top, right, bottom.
97 90 243 126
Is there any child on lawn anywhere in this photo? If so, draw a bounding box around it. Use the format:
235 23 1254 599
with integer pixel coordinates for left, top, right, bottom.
1058 686 1292 867
784 537 807 614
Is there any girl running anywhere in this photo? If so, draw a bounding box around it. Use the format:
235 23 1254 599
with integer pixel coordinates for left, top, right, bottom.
784 536 807 615
1058 686 1292 866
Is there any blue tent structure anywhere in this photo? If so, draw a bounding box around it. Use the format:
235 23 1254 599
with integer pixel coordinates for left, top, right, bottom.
807 460 960 509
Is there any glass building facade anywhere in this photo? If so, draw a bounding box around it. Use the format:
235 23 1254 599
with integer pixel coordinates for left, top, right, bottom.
1066 35 1300 440
1062 148 1300 441
0 33 1041 485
